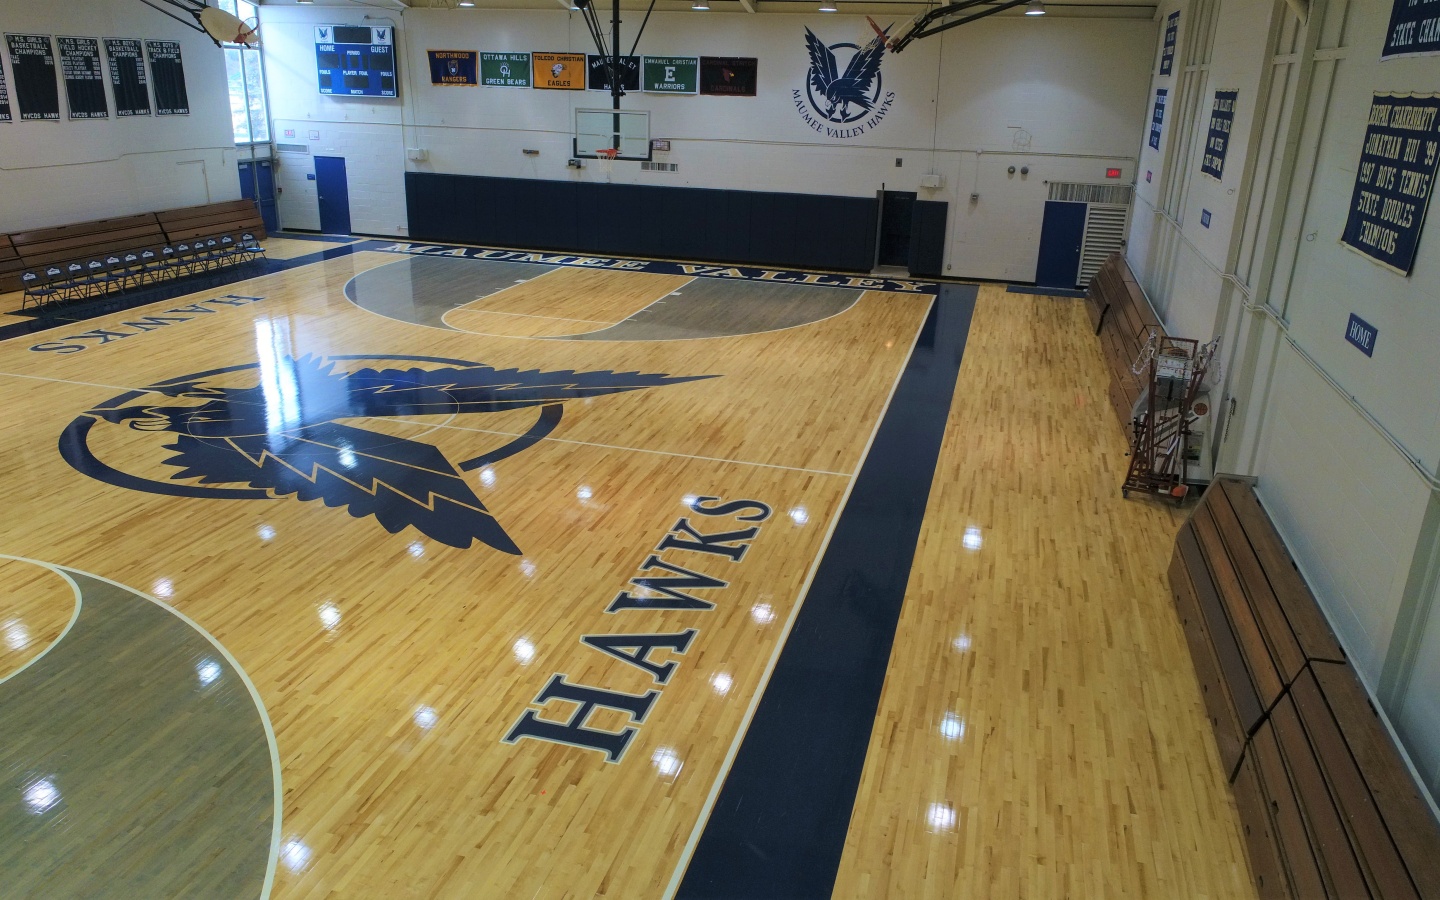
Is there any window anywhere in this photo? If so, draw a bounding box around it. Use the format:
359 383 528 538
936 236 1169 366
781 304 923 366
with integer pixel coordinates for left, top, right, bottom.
219 0 269 144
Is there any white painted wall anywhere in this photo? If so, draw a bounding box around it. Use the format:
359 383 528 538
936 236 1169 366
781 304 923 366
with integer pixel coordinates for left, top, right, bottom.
258 5 1154 276
0 0 238 233
1125 0 1440 807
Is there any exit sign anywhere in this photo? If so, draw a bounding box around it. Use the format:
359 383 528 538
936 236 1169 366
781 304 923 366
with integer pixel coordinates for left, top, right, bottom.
1105 167 1122 179
1345 313 1377 357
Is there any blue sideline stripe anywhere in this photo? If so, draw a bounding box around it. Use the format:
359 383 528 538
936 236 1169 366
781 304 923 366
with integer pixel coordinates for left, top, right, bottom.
0 243 368 343
676 284 978 899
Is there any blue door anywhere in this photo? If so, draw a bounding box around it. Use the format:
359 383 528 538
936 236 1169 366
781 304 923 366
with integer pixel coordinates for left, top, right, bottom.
314 156 352 235
1035 200 1087 289
238 160 279 234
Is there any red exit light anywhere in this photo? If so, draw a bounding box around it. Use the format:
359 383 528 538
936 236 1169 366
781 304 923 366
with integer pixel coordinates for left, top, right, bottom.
1105 167 1122 179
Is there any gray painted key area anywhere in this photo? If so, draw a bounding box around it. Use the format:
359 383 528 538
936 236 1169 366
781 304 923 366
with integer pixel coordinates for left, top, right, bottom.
346 255 559 330
0 571 275 899
561 278 862 341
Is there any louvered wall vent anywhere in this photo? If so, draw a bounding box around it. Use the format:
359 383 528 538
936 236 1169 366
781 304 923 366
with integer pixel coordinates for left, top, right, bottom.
1079 204 1130 286
1048 181 1133 205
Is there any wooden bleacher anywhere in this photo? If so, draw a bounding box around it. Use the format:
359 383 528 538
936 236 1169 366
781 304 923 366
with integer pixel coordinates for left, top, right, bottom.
1170 475 1440 899
1084 252 1166 429
0 235 22 294
156 199 267 245
0 200 268 297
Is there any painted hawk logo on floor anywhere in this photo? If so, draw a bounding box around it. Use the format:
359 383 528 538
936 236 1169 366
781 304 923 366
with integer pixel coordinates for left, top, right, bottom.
61 354 711 553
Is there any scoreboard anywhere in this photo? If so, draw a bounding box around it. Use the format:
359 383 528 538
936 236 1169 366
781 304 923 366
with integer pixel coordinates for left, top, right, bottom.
315 25 396 98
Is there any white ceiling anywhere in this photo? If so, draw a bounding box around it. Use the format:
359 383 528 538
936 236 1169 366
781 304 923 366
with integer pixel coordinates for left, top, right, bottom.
259 0 1156 21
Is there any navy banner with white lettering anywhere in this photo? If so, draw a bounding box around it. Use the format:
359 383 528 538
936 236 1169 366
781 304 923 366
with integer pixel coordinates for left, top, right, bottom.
58 36 107 119
1149 88 1167 150
0 52 10 121
1160 11 1179 75
1381 0 1440 60
427 50 477 86
5 34 60 121
1200 90 1237 180
1340 93 1440 275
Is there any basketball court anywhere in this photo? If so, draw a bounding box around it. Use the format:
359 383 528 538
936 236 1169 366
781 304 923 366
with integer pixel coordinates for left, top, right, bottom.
0 237 1252 897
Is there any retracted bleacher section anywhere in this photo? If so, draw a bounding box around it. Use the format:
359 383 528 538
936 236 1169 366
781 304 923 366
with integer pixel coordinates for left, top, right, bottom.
3 201 267 311
1171 476 1440 899
1085 252 1166 429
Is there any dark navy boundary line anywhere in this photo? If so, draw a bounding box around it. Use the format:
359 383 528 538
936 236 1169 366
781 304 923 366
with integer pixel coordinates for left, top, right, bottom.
1007 283 1087 298
368 241 941 295
270 230 359 243
0 243 367 344
676 284 978 900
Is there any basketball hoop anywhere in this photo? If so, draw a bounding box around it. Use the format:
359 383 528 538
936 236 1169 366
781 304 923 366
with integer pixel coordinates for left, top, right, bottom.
595 147 619 181
200 7 260 47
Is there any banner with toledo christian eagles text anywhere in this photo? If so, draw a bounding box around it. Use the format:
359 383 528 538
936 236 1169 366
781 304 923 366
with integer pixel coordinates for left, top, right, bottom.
1341 93 1440 275
5 34 60 121
428 50 477 86
1381 0 1440 59
531 53 583 90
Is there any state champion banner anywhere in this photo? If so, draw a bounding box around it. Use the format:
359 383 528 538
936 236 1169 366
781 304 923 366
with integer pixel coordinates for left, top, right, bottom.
1340 93 1440 275
1381 0 1440 59
428 50 477 86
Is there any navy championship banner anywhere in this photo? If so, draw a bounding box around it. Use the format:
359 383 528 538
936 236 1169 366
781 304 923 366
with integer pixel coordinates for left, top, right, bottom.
105 39 150 116
1382 0 1440 59
1340 93 1440 275
5 34 60 121
587 55 639 93
1201 90 1237 180
58 36 107 119
428 50 477 86
146 40 188 115
0 51 10 121
1149 88 1167 150
1160 11 1179 75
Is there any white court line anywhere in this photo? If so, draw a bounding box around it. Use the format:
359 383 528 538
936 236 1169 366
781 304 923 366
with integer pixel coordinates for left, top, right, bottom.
659 295 937 900
444 308 616 326
383 416 852 478
0 558 81 688
0 369 152 394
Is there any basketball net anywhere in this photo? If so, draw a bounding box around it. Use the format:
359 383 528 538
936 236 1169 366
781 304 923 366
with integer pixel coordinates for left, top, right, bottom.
234 19 260 49
596 148 618 182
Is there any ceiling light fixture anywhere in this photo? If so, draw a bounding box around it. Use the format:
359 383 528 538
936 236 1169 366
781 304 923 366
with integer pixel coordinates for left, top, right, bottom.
691 0 710 8
819 0 838 9
1025 0 1046 14
458 0 475 5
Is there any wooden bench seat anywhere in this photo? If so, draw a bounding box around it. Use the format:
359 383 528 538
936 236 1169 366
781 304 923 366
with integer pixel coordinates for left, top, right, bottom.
1170 475 1440 899
1085 253 1166 427
156 199 267 245
0 236 22 293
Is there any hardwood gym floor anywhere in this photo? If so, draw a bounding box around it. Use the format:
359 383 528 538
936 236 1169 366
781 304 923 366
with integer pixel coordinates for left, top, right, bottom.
0 242 1254 898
